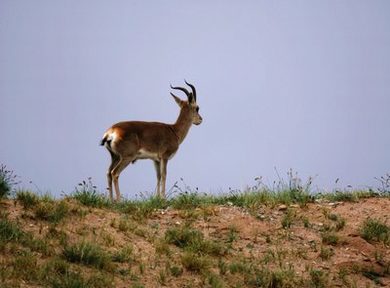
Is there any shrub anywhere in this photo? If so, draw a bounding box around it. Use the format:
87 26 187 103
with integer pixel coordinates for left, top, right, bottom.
0 164 20 199
165 225 226 256
319 246 334 260
181 252 210 272
118 196 167 220
321 232 339 246
63 241 112 270
165 226 204 249
361 218 390 244
0 218 24 244
72 178 110 208
16 190 39 209
34 200 69 224
112 245 133 263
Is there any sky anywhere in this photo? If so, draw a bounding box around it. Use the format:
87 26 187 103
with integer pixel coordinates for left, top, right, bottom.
1 0 389 198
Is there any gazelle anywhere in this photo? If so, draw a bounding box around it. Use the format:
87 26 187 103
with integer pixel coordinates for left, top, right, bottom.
100 81 202 201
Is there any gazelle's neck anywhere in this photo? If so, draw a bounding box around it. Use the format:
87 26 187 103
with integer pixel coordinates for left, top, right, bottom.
172 107 193 144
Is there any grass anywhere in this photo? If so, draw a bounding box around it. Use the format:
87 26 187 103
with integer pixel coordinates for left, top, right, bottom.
16 190 40 208
2 169 390 287
309 269 329 288
0 217 24 244
0 164 20 199
319 246 334 260
322 190 377 202
321 232 340 246
165 225 226 256
360 218 390 245
63 241 112 270
112 245 134 263
34 200 70 223
71 178 111 208
117 196 168 221
281 209 295 229
181 252 211 273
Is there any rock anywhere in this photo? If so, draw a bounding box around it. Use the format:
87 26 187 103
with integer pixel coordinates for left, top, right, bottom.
278 204 288 211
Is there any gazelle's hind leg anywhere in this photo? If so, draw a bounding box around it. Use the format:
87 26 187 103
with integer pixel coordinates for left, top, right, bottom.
111 156 134 202
153 161 161 197
159 159 168 198
107 150 120 201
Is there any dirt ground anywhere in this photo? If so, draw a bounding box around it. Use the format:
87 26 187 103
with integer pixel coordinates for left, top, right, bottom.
1 197 390 287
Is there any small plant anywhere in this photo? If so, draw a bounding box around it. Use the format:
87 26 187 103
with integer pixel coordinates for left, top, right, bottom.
33 200 69 224
327 213 346 231
63 241 112 270
0 164 20 199
170 265 183 277
302 217 311 228
338 267 350 286
226 225 239 247
112 245 133 263
155 239 171 256
309 268 329 288
319 246 334 260
335 217 346 231
16 190 39 209
165 225 203 249
207 273 225 288
157 269 167 285
119 196 167 221
72 178 110 208
165 225 226 256
281 209 295 229
229 260 252 274
327 213 339 221
361 218 390 244
12 251 39 282
247 266 300 288
181 252 210 273
0 218 24 244
321 232 339 246
375 173 390 195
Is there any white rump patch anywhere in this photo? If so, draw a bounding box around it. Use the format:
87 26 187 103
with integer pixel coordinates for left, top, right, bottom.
106 131 117 143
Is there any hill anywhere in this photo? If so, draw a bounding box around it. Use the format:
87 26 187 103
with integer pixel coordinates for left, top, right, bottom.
1 190 389 288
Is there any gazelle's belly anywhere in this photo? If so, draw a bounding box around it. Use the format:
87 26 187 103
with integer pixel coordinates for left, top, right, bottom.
136 149 159 161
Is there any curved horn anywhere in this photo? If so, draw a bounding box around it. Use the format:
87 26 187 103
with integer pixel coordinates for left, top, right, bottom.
185 80 197 102
170 84 190 97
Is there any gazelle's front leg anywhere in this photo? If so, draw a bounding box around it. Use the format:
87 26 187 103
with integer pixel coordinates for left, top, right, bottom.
159 159 168 198
154 160 161 197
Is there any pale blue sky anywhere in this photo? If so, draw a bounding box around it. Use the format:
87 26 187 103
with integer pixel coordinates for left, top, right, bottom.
1 1 389 197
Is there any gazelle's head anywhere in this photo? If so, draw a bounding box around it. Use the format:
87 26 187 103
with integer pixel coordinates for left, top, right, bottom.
170 81 202 125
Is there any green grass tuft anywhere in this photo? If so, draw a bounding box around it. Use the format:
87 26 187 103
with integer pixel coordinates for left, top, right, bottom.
165 225 226 256
71 178 111 208
63 241 112 270
360 218 390 245
33 200 69 224
16 190 39 208
181 252 210 273
0 218 24 244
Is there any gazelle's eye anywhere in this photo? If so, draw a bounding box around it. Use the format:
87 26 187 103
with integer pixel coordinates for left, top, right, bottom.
196 107 199 112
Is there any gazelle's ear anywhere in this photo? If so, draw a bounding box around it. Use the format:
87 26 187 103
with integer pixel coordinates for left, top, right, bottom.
170 93 182 106
188 94 194 104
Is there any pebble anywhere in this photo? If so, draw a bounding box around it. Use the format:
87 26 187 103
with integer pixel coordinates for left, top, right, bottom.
278 204 288 211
